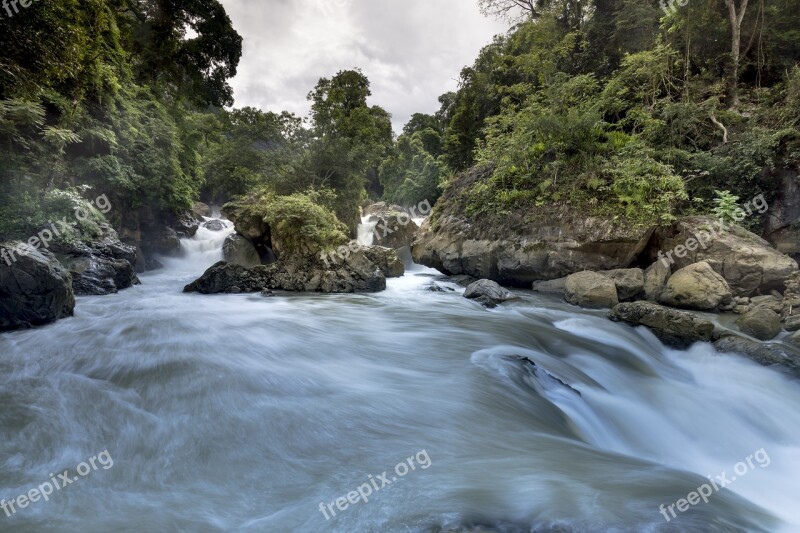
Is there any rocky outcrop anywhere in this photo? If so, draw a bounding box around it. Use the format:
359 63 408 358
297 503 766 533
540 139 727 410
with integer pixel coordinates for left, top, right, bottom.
736 308 782 341
598 268 645 301
764 169 800 260
412 166 655 287
367 210 419 250
50 223 140 296
646 216 797 296
463 279 518 308
564 271 619 309
184 250 386 295
222 234 261 267
0 242 75 331
658 262 733 311
609 301 715 348
362 246 404 278
714 335 800 376
192 202 212 219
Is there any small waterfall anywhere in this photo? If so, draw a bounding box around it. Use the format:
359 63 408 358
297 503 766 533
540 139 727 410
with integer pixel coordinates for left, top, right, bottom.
357 215 377 246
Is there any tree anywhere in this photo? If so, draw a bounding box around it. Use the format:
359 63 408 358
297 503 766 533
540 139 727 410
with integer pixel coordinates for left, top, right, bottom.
478 0 541 22
723 0 749 107
307 70 393 232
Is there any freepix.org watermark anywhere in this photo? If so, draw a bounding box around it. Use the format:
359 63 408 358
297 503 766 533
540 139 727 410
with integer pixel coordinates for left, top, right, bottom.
321 199 431 268
657 193 768 268
1 193 112 266
1 450 113 518
0 0 39 20
659 448 770 523
318 449 432 521
660 0 688 15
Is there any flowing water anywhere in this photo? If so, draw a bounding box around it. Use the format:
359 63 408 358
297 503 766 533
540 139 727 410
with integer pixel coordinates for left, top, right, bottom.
1 218 799 532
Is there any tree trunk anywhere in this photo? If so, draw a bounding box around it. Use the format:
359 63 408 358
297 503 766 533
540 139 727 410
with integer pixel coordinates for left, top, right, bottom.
724 0 749 107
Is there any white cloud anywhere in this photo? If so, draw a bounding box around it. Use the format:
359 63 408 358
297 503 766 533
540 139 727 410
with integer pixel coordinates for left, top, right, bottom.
220 0 508 132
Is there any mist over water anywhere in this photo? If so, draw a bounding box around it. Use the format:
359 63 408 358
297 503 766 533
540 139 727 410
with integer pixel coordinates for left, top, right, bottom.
1 218 798 532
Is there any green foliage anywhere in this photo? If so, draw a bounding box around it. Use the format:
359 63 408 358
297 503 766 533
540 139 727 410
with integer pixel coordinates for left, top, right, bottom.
225 188 348 257
379 132 450 206
711 190 741 225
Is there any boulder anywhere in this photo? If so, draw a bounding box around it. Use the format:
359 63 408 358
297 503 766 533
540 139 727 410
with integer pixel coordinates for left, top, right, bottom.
171 211 200 238
749 295 783 314
463 279 518 308
412 166 655 287
532 277 567 294
598 268 645 301
714 335 800 376
647 216 797 296
223 234 261 268
643 260 671 301
736 308 782 341
362 246 404 278
658 261 733 311
0 242 75 331
609 301 715 348
141 227 181 257
564 271 619 309
184 250 386 295
203 219 226 232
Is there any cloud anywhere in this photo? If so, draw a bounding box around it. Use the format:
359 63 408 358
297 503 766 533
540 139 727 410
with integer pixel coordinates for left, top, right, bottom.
220 0 508 132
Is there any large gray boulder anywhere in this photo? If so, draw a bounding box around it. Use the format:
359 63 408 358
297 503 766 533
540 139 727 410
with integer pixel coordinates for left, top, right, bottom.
564 271 619 309
609 301 715 348
659 261 733 311
0 242 75 331
223 234 261 267
736 308 782 341
650 216 797 296
367 211 419 250
598 268 645 301
463 279 517 308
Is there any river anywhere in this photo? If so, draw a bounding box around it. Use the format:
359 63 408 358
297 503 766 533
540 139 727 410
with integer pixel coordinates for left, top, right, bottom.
0 218 798 532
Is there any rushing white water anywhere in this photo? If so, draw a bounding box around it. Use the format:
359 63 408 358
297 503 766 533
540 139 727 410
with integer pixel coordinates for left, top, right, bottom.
0 219 798 532
357 215 377 246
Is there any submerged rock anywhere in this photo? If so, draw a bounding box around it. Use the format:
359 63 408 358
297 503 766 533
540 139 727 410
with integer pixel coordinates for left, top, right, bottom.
714 335 800 376
609 301 714 348
463 279 518 308
203 219 226 232
658 261 732 311
564 271 619 309
0 242 75 331
532 277 567 294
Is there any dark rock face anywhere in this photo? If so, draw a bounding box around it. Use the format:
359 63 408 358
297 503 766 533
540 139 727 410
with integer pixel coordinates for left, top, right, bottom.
609 301 715 348
184 250 386 295
463 279 517 308
222 234 261 267
0 243 75 331
714 335 800 376
50 224 140 295
141 227 181 258
736 308 782 341
192 202 212 219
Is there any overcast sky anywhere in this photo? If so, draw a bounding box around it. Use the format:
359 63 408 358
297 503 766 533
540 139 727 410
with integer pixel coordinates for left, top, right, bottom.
219 0 509 133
